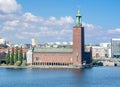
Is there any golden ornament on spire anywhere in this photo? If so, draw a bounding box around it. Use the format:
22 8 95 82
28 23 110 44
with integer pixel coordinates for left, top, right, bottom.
77 10 80 16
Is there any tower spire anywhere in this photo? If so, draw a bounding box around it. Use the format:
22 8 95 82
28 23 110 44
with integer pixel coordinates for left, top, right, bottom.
75 10 82 27
77 10 80 16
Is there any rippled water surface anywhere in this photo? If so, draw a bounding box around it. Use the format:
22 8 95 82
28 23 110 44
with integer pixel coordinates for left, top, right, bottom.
0 67 120 87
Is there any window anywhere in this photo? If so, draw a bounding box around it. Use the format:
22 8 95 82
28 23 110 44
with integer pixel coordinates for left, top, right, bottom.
36 57 39 61
76 53 79 62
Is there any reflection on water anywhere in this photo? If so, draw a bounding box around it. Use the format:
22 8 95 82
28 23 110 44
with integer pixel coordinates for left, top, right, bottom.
0 67 120 87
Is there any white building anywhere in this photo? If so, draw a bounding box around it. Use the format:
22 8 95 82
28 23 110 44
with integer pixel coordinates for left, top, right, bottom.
100 43 111 48
26 49 33 65
111 38 120 58
100 43 111 58
32 38 38 47
0 38 9 45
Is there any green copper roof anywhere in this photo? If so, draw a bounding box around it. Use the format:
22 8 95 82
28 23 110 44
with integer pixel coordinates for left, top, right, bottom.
76 10 82 27
34 48 73 53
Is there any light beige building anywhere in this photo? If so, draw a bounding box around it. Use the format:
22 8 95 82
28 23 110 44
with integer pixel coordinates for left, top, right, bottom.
32 38 38 47
92 46 106 59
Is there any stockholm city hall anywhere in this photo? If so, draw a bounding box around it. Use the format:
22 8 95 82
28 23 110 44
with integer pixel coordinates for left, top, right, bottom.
32 10 92 68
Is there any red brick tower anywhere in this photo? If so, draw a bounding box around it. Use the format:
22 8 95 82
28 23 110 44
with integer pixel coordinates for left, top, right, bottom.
73 10 84 67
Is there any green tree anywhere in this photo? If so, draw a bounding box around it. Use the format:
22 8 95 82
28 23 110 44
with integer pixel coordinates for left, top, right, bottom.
19 47 23 64
0 59 1 65
14 46 18 64
92 58 100 63
10 47 14 65
5 50 10 65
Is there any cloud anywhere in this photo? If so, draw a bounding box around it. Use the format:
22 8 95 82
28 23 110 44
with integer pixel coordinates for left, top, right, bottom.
0 0 119 44
3 20 19 31
82 22 102 37
16 34 26 39
39 26 48 31
22 29 72 37
108 28 120 34
0 9 114 44
83 22 101 30
0 11 74 43
0 0 21 14
44 16 74 28
0 14 17 22
22 12 42 22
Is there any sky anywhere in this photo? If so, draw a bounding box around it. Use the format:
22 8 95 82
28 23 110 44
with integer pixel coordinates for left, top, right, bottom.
0 0 120 44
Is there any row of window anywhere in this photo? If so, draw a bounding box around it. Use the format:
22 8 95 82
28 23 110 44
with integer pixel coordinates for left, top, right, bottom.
32 62 73 66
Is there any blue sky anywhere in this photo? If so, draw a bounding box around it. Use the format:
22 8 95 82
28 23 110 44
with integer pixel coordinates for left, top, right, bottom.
0 0 120 44
17 0 120 28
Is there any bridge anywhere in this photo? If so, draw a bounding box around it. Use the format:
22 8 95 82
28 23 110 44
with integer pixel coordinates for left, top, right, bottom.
99 58 120 66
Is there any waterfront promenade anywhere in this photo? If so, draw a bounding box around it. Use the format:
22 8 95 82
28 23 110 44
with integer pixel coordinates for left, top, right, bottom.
0 65 81 69
99 58 120 66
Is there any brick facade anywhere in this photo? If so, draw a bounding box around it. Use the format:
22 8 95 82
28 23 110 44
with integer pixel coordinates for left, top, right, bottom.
33 26 84 67
31 11 92 68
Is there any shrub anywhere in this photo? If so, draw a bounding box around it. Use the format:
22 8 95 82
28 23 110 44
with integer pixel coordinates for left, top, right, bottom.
21 60 27 66
15 61 21 66
92 58 100 63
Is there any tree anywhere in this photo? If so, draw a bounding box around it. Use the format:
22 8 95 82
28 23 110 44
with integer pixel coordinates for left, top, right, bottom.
6 50 10 65
92 58 100 63
0 59 1 65
14 46 18 64
10 47 14 65
19 47 23 64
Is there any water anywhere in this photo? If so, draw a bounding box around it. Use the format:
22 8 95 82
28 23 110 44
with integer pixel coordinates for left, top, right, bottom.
0 67 120 87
